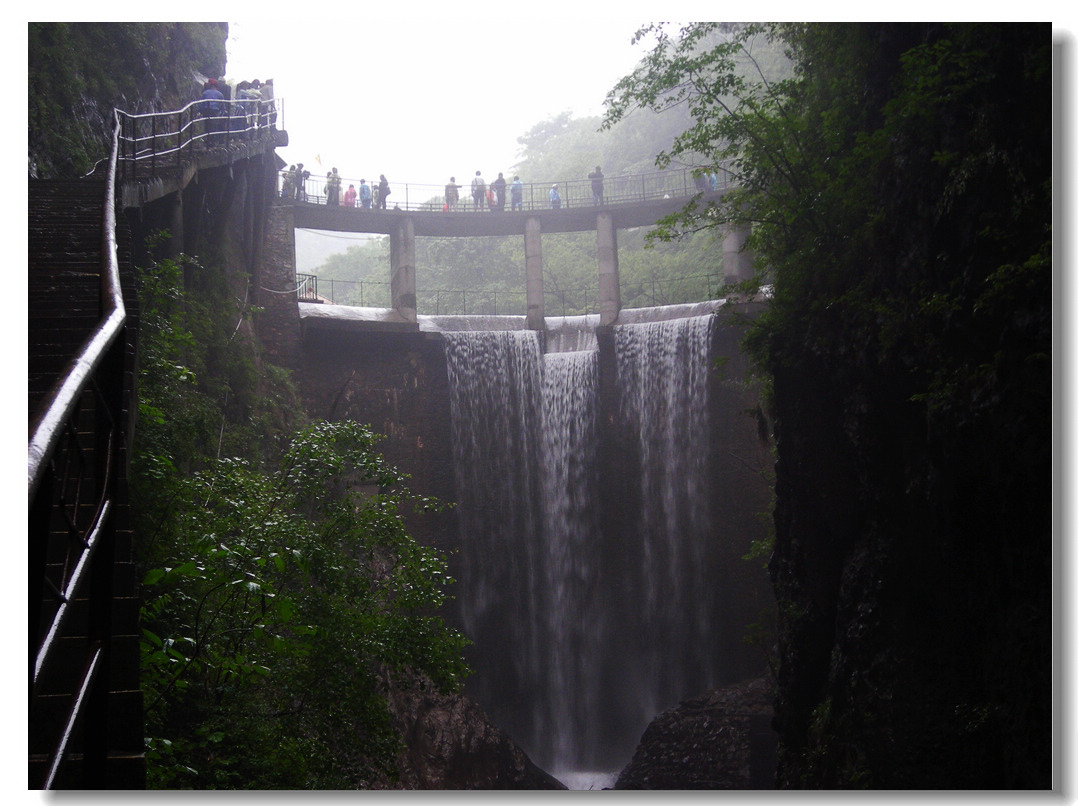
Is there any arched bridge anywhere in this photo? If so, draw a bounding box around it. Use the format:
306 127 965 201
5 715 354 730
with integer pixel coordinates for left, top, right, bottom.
290 169 733 237
283 167 750 329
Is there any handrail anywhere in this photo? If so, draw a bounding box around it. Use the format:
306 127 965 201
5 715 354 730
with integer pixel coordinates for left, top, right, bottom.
296 271 727 315
28 111 125 500
115 97 281 180
284 165 732 215
28 109 127 791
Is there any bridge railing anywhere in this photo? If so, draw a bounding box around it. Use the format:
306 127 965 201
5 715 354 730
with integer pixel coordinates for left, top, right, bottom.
116 97 282 182
297 272 726 316
282 165 735 213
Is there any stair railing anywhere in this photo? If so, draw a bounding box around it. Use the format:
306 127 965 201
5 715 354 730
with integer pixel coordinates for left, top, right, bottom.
28 110 129 790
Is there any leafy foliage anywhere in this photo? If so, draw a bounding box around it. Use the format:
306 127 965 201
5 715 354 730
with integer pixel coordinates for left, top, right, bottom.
132 247 469 788
139 420 468 788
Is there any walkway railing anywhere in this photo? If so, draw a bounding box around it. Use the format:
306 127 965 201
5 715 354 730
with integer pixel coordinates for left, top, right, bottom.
29 111 131 789
116 97 282 182
282 165 734 214
297 272 726 316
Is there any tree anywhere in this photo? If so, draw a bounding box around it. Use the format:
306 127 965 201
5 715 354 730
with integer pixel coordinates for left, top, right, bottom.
132 248 470 788
602 22 1052 787
139 420 469 788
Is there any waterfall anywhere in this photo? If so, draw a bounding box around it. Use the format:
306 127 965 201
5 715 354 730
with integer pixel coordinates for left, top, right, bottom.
537 348 601 768
443 330 545 745
611 316 717 730
443 313 718 781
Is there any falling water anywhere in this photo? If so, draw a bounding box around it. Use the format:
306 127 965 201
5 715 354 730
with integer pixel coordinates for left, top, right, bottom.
537 348 601 768
443 329 545 746
611 316 717 729
443 313 718 783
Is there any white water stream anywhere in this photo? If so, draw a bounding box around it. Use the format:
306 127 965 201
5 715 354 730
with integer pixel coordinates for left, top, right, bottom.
443 312 718 787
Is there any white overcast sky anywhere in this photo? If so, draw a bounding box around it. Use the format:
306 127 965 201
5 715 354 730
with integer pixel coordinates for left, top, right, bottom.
223 14 654 192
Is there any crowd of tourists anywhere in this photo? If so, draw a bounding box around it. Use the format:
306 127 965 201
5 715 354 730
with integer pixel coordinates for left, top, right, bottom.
278 165 618 213
197 76 276 141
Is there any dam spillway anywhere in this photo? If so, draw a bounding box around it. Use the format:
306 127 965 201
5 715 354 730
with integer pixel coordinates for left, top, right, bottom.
441 309 743 778
296 300 773 782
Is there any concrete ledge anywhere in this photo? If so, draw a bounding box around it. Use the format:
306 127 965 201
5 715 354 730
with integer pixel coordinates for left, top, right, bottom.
300 302 419 334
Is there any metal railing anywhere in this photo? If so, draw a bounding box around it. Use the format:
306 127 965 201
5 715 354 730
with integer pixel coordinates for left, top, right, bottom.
281 165 733 214
296 273 727 316
115 97 282 182
29 111 130 790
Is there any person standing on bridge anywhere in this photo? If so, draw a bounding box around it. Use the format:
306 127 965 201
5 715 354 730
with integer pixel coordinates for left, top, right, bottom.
343 183 357 207
511 176 523 211
295 164 307 201
471 171 486 211
445 177 461 210
327 168 342 206
377 175 391 210
589 166 604 205
359 179 372 209
549 183 561 209
282 166 296 199
492 173 507 212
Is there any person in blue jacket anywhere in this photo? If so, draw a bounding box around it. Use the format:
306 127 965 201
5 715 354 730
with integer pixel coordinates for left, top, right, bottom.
511 176 524 211
549 183 561 209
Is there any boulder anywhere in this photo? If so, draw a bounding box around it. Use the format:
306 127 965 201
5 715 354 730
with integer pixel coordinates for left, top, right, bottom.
380 677 566 790
614 676 776 789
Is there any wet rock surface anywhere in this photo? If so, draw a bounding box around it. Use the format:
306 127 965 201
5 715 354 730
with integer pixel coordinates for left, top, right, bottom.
380 679 565 790
614 676 776 789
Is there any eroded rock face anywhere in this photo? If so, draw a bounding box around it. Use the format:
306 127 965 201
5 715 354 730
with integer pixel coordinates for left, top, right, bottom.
614 676 777 790
380 680 566 790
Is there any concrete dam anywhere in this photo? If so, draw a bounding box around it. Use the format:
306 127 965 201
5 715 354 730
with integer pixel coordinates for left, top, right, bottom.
297 299 774 781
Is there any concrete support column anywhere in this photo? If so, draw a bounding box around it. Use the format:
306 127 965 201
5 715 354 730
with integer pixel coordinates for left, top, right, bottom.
597 212 621 327
525 216 544 330
722 222 754 284
254 202 301 369
390 216 417 323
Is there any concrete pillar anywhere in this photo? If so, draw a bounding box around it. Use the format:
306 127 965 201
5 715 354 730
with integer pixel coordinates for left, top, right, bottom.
525 216 544 330
254 202 301 369
597 212 621 326
722 222 754 284
390 216 417 323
